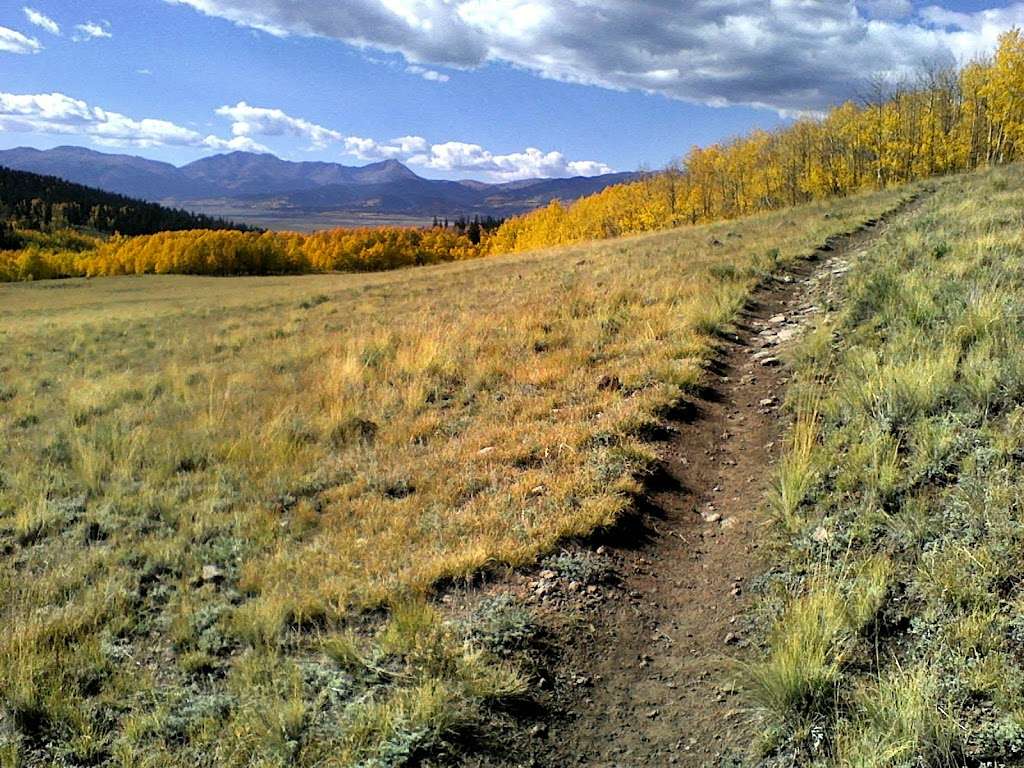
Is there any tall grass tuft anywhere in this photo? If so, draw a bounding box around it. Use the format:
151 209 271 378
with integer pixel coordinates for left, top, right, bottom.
770 397 820 533
747 586 850 722
836 665 959 768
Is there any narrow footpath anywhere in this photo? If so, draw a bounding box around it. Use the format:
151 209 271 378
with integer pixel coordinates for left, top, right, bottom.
530 192 930 768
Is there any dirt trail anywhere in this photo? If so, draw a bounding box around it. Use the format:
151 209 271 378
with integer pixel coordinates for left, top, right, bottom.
525 193 929 768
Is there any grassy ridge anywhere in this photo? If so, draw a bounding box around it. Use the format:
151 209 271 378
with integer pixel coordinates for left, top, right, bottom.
0 184 909 766
752 164 1024 765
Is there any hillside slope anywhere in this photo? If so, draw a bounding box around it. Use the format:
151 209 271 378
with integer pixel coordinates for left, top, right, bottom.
751 163 1024 766
526 187 930 768
0 165 248 236
0 177 908 768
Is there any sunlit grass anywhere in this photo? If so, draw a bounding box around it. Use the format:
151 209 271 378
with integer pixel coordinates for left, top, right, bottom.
0 184 910 765
769 396 821 533
756 164 1024 765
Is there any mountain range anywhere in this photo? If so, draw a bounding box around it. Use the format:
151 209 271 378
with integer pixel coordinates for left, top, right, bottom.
0 146 636 229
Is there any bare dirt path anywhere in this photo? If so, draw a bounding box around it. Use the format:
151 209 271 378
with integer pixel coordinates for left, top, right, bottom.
522 192 930 768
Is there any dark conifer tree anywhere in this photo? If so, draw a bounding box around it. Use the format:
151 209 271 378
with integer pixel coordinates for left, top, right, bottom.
0 166 255 235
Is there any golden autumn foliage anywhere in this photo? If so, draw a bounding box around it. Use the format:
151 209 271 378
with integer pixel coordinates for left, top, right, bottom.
5 29 1024 281
489 29 1024 252
0 225 482 280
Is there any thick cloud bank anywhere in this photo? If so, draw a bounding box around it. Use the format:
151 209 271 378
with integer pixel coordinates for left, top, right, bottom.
168 0 1024 113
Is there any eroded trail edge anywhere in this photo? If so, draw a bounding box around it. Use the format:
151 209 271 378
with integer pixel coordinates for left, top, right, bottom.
496 190 934 768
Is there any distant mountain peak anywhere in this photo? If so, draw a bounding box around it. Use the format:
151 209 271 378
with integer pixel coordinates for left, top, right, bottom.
0 145 636 225
356 158 420 182
50 145 99 154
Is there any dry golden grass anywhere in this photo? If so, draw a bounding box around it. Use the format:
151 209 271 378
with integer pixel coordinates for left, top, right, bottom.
0 184 908 765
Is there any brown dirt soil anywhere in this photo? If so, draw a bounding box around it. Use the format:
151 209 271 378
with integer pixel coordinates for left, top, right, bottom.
458 190 931 768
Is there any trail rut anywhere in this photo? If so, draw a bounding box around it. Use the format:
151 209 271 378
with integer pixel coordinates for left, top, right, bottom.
524 191 931 768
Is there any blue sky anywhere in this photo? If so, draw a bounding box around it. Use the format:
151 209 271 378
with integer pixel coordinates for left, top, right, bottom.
0 1 1021 180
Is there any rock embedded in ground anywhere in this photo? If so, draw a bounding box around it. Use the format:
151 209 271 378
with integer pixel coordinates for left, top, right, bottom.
775 326 799 343
201 564 224 583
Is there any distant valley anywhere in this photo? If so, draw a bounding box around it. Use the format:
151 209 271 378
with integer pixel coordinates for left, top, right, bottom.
0 146 636 231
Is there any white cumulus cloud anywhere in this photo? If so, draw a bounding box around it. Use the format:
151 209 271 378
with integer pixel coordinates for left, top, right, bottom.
343 134 430 160
0 25 42 54
0 92 610 180
0 91 268 152
73 21 111 41
213 101 611 178
23 7 60 36
216 101 342 147
409 142 613 181
166 0 1024 114
394 135 430 154
406 64 450 82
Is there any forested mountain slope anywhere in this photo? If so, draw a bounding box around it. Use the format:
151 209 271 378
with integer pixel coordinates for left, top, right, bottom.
0 165 248 237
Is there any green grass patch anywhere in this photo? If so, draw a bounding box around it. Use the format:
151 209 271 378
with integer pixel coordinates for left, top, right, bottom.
753 164 1024 766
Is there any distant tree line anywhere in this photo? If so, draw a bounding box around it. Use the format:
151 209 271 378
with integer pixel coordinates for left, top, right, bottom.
0 166 253 241
430 215 504 244
0 226 484 281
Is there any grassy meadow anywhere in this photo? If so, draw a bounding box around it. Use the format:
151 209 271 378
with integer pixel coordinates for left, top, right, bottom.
0 184 911 766
752 163 1024 765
